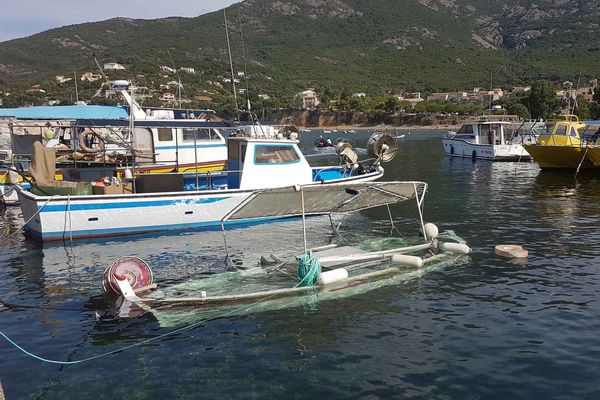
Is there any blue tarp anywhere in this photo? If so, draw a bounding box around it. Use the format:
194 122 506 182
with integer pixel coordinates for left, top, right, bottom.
584 121 600 125
0 105 128 120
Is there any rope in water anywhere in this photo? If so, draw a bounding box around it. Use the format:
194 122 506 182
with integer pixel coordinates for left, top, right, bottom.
297 251 321 286
0 257 323 365
4 195 56 239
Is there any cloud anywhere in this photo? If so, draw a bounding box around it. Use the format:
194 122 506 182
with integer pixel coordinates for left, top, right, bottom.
0 0 241 41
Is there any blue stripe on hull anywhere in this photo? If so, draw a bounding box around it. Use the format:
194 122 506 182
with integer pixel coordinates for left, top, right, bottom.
155 144 226 150
40 196 229 212
25 215 289 241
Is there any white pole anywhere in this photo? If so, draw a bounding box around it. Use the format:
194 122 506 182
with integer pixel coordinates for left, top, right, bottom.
224 10 239 118
301 187 307 253
73 71 79 104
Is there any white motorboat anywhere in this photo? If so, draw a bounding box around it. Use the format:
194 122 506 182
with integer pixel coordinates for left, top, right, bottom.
441 119 530 161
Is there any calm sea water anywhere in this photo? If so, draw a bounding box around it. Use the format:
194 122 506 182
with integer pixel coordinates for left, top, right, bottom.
2 131 600 399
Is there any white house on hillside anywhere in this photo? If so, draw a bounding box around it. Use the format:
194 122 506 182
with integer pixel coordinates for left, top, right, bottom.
300 89 320 109
81 72 102 82
104 62 125 70
160 66 176 73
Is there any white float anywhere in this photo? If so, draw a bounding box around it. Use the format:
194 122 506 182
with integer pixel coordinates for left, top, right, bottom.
439 242 471 254
317 268 349 285
391 254 424 268
424 223 439 239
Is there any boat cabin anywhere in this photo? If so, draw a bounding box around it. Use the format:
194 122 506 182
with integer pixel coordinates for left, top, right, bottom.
73 119 227 171
226 136 312 190
537 115 588 147
452 121 512 145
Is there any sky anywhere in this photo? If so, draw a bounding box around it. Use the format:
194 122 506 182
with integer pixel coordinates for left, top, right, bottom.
0 0 242 42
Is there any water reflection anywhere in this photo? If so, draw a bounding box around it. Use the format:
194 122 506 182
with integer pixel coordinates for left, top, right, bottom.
3 136 600 399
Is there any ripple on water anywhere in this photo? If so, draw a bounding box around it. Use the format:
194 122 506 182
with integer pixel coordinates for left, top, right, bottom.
3 137 600 398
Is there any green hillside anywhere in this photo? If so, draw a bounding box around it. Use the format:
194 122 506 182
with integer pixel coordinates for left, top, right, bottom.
0 0 598 109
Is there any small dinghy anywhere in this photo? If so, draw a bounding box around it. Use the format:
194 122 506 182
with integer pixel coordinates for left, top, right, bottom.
105 181 471 326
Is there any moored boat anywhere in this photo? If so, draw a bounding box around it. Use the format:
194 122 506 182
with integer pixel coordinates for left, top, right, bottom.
16 130 396 241
442 119 529 161
523 115 598 169
102 181 471 326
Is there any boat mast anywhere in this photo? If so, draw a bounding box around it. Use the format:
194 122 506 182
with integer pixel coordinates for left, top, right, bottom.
224 9 240 121
73 71 79 104
238 6 252 116
167 49 183 109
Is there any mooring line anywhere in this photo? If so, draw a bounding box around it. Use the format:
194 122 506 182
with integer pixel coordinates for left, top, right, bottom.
0 265 318 365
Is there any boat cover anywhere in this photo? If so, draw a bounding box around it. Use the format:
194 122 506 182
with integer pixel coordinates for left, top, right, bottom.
0 105 128 120
224 181 427 221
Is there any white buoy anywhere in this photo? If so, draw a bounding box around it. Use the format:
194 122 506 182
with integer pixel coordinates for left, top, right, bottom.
439 242 471 255
495 244 528 259
391 254 424 268
424 223 439 239
123 168 133 180
317 268 349 285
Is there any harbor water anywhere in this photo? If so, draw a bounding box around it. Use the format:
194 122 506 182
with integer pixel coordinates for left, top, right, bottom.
1 131 600 399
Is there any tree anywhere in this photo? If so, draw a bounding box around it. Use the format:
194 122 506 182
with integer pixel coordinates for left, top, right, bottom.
507 103 530 120
574 95 591 119
525 80 559 120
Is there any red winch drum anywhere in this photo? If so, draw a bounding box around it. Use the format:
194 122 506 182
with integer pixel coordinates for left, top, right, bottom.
102 256 154 295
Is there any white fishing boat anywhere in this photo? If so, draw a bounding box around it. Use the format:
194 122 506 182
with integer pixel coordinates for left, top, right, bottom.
16 130 397 241
1 83 229 205
441 119 530 161
102 181 471 326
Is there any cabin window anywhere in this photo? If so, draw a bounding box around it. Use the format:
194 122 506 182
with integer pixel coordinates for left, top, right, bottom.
158 128 173 141
209 130 221 140
570 127 578 137
241 144 247 163
554 125 568 136
457 125 474 134
254 145 300 164
182 128 218 142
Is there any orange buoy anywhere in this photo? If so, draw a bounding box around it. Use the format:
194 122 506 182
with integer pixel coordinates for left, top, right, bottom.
495 244 528 259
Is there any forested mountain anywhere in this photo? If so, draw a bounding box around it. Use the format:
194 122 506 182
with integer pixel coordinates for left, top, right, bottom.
0 0 598 106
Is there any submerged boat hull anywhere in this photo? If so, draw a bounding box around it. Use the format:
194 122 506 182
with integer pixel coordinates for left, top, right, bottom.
118 239 467 327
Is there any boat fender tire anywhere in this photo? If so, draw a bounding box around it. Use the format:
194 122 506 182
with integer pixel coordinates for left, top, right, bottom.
79 129 105 153
472 150 477 160
439 242 471 255
450 145 454 155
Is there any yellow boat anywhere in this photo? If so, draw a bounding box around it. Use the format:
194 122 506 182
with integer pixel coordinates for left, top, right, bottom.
523 115 597 169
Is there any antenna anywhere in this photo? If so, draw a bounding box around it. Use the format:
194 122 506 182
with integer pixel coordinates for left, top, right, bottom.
92 53 109 82
224 9 240 120
237 5 251 113
167 49 183 109
488 72 493 114
73 71 79 104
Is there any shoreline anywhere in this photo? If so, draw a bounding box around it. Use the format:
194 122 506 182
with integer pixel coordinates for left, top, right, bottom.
298 125 458 132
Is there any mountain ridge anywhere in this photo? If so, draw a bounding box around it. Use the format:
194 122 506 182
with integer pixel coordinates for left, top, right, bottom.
0 0 598 107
